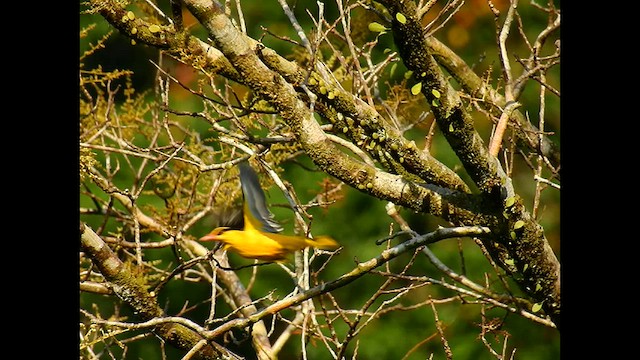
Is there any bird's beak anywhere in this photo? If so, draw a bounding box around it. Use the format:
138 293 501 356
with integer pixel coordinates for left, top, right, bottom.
199 227 228 242
199 233 218 242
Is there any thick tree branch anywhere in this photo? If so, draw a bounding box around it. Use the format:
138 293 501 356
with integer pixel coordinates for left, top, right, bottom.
360 0 561 327
80 222 231 359
89 0 470 193
379 0 505 197
424 21 560 178
84 166 274 358
175 0 492 228
88 0 560 330
181 0 562 329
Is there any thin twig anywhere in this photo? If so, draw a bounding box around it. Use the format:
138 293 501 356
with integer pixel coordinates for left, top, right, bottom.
203 226 495 338
489 101 521 157
430 298 453 359
489 0 519 156
276 0 312 53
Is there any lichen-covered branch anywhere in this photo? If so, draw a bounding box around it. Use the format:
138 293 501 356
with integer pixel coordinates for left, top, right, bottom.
80 222 232 359
378 0 504 197
179 0 491 226
88 0 470 193
82 166 274 358
170 0 560 327
82 4 561 358
425 36 560 175
374 0 560 327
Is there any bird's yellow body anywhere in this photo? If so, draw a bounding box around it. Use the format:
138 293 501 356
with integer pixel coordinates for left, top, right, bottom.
199 163 339 261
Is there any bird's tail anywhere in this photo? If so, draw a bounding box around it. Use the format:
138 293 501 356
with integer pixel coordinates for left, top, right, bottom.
305 236 340 250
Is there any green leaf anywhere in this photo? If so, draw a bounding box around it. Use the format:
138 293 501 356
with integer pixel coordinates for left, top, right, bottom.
505 197 516 207
368 22 388 33
531 303 543 313
411 82 422 95
395 13 407 24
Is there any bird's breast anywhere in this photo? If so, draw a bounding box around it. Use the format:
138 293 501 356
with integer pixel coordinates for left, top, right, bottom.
221 229 288 260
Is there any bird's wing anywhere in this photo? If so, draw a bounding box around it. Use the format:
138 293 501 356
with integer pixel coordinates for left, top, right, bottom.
238 162 283 234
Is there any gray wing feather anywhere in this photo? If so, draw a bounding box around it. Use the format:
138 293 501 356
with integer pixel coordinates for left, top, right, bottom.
238 162 283 233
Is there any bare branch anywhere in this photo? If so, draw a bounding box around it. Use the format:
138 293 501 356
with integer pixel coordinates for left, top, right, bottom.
82 0 560 356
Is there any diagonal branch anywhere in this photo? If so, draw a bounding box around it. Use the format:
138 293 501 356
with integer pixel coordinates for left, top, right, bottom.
90 0 560 330
180 0 494 226
374 0 560 329
89 0 470 193
80 222 232 359
424 21 560 178
83 166 275 358
378 0 505 197
202 226 494 338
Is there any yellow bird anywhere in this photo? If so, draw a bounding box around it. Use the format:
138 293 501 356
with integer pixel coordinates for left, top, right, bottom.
199 162 339 261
